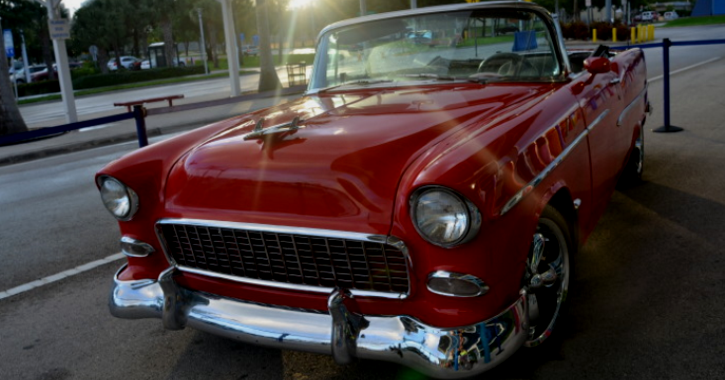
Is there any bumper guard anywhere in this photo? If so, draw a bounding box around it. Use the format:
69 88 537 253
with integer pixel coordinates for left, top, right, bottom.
110 265 529 379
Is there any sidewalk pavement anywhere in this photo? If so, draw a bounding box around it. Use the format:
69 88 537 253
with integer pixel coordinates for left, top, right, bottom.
0 89 302 167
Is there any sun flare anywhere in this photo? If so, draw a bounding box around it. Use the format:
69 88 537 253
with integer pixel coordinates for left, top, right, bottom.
288 0 313 9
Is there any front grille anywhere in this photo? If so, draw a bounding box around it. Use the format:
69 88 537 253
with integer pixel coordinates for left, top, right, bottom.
158 222 410 294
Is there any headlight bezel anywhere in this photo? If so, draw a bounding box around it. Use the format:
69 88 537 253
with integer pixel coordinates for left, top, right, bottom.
97 175 139 221
409 186 481 248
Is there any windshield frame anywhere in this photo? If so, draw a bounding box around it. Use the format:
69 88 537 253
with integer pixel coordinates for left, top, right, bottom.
307 2 569 94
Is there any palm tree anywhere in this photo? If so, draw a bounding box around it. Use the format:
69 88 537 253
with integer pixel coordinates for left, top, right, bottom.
0 20 28 136
256 0 282 91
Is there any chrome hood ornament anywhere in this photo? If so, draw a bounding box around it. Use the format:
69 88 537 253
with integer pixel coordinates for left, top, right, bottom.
243 117 305 141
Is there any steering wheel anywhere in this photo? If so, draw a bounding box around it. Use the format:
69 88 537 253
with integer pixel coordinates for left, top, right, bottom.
478 53 538 77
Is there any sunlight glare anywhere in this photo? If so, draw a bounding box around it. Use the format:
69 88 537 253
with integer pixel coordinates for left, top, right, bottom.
288 0 313 9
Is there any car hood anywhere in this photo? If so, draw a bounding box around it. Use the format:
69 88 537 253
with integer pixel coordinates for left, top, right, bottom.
164 84 549 233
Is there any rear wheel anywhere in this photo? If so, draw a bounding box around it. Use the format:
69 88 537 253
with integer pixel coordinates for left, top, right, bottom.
619 129 644 188
524 206 571 347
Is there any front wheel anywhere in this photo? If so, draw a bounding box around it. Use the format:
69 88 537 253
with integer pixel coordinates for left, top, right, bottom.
523 206 571 347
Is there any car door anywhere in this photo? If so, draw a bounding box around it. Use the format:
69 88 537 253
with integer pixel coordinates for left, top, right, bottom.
571 58 628 231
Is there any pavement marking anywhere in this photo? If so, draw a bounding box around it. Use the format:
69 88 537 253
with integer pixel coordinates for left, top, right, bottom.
649 57 721 82
0 253 124 301
80 123 117 132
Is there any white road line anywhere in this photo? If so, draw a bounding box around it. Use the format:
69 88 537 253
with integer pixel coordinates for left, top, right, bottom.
0 253 124 301
649 57 721 82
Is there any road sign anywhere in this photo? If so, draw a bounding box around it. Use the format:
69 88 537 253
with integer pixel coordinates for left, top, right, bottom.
49 19 70 40
3 29 14 58
89 45 98 61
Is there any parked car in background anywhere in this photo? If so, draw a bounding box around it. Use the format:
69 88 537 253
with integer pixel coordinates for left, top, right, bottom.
638 11 660 22
98 2 648 378
12 65 46 83
664 11 679 20
31 62 82 82
107 56 141 71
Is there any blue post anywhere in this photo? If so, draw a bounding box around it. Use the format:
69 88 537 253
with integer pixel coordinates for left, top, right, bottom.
654 38 683 133
133 105 149 147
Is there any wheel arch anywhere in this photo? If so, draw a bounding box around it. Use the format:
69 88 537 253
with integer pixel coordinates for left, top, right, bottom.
537 184 579 250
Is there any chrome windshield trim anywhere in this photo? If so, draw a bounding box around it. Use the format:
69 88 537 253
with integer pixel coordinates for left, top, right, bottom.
501 109 611 216
154 218 411 300
617 85 648 127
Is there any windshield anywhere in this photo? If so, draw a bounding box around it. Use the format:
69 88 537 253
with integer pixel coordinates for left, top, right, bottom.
309 8 561 91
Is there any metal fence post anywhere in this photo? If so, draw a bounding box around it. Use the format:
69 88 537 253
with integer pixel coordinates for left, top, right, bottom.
655 38 683 133
133 105 149 147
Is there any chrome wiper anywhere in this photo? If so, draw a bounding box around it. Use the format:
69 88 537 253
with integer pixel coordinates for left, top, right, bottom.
467 73 503 84
403 73 456 81
317 79 392 92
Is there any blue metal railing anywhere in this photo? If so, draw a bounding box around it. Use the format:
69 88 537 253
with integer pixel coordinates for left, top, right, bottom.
0 85 307 149
614 38 725 133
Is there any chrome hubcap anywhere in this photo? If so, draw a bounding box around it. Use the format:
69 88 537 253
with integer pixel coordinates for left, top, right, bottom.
634 133 644 175
524 220 569 347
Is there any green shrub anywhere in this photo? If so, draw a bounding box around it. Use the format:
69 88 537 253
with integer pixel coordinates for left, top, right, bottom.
72 66 205 90
18 80 61 97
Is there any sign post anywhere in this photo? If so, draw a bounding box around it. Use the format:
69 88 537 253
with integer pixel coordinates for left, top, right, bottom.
45 0 77 123
3 29 13 58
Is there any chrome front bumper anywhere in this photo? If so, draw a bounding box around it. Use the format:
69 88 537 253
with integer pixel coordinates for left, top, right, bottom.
110 265 529 379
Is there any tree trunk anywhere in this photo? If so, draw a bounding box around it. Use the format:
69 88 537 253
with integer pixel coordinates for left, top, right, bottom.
161 16 175 67
99 49 110 74
0 23 28 136
256 0 282 91
41 25 55 81
210 28 219 69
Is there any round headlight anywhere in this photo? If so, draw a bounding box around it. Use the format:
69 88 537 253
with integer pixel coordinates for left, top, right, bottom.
411 187 480 247
98 176 138 221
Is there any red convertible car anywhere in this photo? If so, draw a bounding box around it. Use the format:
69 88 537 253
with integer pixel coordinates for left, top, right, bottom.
97 2 647 378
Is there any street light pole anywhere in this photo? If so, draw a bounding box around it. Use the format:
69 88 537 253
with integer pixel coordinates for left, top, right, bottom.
218 0 241 96
197 9 208 75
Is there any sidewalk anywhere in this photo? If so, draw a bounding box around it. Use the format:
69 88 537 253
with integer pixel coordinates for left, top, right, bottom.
0 89 303 166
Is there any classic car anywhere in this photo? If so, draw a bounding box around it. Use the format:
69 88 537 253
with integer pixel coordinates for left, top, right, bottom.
97 1 648 378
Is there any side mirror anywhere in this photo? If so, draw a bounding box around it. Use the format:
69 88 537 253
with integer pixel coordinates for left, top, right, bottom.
584 56 611 74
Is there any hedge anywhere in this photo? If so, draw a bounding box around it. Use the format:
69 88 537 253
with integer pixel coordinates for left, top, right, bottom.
17 66 206 97
72 66 205 90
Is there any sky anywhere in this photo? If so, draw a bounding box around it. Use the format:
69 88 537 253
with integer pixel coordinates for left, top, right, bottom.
62 0 85 17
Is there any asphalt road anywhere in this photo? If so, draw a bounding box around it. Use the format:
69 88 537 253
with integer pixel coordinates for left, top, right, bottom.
2 25 725 380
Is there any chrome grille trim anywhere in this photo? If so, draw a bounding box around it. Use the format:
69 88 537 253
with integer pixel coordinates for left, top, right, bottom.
155 218 411 299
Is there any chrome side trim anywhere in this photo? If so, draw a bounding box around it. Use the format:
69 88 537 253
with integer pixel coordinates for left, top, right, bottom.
109 265 529 379
154 218 411 300
617 85 648 127
500 109 609 215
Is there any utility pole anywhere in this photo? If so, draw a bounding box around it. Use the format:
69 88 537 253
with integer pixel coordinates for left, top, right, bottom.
410 0 417 9
197 9 208 75
359 0 367 16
